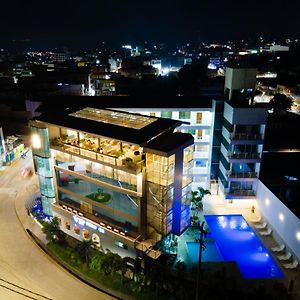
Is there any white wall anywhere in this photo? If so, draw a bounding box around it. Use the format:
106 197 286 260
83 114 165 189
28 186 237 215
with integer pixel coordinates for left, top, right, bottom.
256 181 300 260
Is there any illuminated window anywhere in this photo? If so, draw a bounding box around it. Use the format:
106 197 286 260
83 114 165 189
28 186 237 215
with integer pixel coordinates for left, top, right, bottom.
65 221 70 230
83 229 90 239
179 112 190 119
161 111 172 118
74 226 80 235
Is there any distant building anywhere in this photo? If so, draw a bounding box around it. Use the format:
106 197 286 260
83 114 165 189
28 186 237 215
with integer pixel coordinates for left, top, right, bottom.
269 45 289 52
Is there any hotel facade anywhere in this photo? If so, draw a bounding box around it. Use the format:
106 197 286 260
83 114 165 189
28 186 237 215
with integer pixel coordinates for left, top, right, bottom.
30 106 194 257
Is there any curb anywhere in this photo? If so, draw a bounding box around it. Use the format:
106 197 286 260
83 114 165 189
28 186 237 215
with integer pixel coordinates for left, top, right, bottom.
13 190 133 300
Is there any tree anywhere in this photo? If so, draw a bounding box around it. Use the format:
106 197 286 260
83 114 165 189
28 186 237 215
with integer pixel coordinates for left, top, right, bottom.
75 239 96 263
270 93 293 113
99 250 123 275
42 216 66 244
89 252 105 272
190 187 211 225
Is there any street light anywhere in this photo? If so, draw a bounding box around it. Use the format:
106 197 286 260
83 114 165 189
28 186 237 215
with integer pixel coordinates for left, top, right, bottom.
195 221 207 300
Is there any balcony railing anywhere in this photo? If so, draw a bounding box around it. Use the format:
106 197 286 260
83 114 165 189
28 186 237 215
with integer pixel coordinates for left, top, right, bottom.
228 172 257 178
228 152 261 160
51 140 144 173
228 189 256 197
230 133 262 140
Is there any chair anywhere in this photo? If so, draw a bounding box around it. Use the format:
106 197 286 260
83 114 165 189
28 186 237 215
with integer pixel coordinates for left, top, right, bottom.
277 252 292 261
283 260 299 269
251 216 262 223
271 244 285 253
254 222 267 229
259 228 272 236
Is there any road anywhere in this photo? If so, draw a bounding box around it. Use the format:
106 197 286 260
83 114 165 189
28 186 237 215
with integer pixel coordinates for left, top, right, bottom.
0 152 114 300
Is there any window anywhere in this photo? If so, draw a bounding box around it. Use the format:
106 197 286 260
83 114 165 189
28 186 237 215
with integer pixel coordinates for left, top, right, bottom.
179 112 190 119
185 129 196 135
161 111 172 119
196 112 202 124
74 226 80 235
83 229 90 239
65 221 71 230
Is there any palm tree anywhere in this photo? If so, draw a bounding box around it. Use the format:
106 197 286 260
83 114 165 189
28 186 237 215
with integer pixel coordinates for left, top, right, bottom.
42 216 66 243
190 187 211 225
75 239 96 263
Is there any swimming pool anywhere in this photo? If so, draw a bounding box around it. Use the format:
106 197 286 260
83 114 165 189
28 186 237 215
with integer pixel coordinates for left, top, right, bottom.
186 241 223 263
204 215 283 279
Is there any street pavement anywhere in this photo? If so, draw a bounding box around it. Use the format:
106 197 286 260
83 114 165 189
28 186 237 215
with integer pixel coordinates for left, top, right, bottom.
0 152 114 300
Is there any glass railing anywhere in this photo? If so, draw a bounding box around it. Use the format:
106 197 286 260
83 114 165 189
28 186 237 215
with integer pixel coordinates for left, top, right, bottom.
228 152 261 159
230 133 262 140
51 140 144 172
228 190 256 196
228 172 257 178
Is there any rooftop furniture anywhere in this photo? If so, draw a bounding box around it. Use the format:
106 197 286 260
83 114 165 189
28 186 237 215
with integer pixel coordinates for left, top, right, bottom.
277 252 292 261
251 216 262 223
254 222 267 229
259 228 272 236
271 244 285 253
283 260 299 270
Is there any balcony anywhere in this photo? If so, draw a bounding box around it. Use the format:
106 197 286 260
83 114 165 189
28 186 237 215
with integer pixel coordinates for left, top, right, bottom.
228 172 257 179
230 133 263 144
51 139 144 173
228 152 261 162
226 189 256 199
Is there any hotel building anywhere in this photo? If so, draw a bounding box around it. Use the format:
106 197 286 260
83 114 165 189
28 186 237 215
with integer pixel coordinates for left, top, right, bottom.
30 106 193 257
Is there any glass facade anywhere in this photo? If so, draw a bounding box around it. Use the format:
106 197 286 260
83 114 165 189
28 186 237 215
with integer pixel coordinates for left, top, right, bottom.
56 171 139 222
31 125 55 216
146 153 175 236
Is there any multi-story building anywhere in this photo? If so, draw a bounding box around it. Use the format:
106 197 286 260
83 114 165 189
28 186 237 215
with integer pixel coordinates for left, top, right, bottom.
217 64 269 207
30 106 193 258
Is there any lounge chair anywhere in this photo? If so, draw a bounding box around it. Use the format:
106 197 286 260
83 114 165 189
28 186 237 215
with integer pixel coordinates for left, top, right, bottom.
271 244 285 253
251 216 262 223
277 252 292 261
259 228 272 236
283 260 299 269
254 222 267 229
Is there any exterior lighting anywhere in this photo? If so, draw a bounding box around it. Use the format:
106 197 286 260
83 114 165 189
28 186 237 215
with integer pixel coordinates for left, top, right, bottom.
279 213 284 222
32 134 41 149
296 232 300 241
265 198 270 206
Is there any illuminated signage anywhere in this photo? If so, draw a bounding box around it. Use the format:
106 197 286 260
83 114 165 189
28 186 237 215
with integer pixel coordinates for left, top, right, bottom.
73 215 105 234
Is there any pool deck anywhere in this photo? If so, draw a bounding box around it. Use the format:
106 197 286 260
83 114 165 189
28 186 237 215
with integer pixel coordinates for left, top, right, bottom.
173 195 300 298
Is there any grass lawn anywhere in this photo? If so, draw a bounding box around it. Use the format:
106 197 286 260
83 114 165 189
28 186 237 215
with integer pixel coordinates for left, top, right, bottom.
86 192 112 203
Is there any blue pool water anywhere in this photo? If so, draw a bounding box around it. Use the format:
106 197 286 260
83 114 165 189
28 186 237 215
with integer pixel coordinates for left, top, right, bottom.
204 215 283 279
186 241 223 263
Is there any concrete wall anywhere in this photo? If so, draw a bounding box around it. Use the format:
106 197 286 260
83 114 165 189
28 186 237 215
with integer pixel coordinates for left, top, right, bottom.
256 181 300 260
225 67 257 91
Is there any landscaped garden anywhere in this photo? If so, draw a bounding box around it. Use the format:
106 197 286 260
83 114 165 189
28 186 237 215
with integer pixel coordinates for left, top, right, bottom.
39 217 291 300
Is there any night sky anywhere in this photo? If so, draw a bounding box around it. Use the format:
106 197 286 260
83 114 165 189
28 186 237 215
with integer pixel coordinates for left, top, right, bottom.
1 0 300 49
